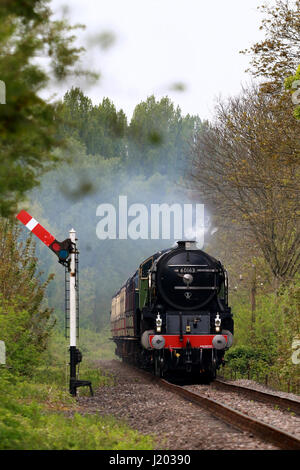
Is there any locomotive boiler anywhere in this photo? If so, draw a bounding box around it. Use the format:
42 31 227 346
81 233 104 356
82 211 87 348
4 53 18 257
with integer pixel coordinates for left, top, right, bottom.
110 241 233 380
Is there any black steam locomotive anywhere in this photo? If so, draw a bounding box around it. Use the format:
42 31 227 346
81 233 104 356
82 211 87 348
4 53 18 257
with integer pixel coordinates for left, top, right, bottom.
111 241 233 380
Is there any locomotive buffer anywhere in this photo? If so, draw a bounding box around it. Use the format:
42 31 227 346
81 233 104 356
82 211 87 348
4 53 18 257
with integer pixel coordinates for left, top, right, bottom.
16 210 93 397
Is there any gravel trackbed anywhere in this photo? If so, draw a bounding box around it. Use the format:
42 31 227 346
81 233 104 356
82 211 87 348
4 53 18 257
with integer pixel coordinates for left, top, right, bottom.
77 360 278 450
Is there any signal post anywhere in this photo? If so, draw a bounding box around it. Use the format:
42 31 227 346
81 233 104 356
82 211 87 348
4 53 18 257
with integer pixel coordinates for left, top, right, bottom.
16 211 93 397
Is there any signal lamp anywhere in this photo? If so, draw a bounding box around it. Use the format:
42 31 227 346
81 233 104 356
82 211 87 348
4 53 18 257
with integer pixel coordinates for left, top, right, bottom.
50 239 73 261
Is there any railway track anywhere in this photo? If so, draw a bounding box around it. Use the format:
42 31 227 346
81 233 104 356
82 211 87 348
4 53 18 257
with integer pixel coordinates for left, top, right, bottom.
104 360 299 450
155 377 300 450
213 378 300 415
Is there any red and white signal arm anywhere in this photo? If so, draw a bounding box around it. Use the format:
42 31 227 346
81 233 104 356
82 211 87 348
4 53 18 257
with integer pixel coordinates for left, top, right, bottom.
16 210 72 261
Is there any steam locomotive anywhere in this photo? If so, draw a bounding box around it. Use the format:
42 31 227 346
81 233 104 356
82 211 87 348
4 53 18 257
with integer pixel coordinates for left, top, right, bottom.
110 241 233 380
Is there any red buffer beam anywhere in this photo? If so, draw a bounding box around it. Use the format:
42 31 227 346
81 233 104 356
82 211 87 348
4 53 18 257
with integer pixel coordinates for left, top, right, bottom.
16 210 72 262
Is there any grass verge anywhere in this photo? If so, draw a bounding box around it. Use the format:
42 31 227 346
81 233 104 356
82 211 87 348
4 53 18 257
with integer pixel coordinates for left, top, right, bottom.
0 325 155 450
0 367 154 450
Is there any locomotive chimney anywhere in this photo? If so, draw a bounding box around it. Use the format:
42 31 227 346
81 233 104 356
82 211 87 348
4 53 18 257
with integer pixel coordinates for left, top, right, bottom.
177 240 197 250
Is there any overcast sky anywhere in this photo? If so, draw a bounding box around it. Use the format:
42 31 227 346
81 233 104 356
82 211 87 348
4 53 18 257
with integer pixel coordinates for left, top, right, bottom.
49 0 268 121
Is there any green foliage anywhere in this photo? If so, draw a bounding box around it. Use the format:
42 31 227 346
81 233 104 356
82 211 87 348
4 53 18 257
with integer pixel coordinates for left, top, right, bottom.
0 323 151 450
39 326 115 384
127 95 201 177
58 88 127 158
227 277 300 382
0 219 53 315
0 1 96 216
0 302 45 375
78 326 116 361
57 90 201 178
225 345 271 377
0 219 54 375
0 368 154 450
285 64 300 119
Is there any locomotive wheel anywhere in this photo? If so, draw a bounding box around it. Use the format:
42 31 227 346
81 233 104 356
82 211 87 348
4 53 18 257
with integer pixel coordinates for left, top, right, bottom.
154 354 163 377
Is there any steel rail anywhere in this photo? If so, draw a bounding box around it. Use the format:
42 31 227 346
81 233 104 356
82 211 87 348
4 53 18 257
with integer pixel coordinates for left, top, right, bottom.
157 378 300 450
214 378 300 415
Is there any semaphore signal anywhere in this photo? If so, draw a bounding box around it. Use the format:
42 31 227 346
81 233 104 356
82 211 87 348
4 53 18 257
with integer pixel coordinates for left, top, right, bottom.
16 210 73 264
16 210 93 396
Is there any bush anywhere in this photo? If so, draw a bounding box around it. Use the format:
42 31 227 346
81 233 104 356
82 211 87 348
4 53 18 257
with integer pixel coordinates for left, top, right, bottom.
0 219 55 376
0 300 47 375
228 277 300 382
225 345 272 376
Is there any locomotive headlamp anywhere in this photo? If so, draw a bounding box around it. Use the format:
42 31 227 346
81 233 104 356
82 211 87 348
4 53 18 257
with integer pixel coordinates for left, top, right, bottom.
156 313 162 333
215 313 221 333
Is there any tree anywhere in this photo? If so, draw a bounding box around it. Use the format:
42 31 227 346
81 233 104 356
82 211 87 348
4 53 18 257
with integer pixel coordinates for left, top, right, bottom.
58 88 93 141
191 86 300 282
128 95 201 176
58 89 127 158
0 1 95 217
241 0 300 87
0 218 54 373
91 98 127 158
58 92 201 177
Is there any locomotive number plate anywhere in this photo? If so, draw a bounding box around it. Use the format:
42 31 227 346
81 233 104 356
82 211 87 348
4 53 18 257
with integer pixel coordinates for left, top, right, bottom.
179 267 196 273
169 264 216 275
